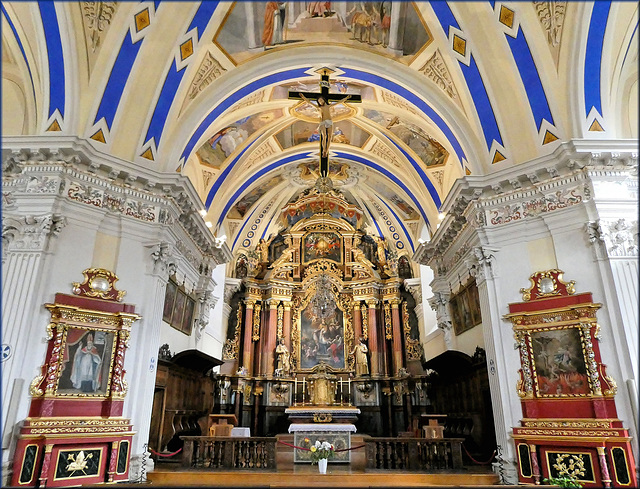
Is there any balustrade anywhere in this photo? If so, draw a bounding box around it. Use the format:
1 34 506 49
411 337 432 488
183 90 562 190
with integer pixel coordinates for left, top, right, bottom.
181 437 277 470
363 437 463 470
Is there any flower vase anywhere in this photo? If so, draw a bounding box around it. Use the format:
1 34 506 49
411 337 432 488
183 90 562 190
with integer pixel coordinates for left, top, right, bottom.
318 458 327 474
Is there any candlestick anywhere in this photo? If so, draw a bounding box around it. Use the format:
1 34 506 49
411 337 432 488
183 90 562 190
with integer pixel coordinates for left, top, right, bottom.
294 377 298 406
339 378 343 406
348 378 351 405
302 377 306 406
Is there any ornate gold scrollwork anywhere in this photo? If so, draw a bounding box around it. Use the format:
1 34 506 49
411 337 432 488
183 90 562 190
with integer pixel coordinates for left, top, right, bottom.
384 302 392 339
360 302 368 340
252 303 262 341
30 374 45 397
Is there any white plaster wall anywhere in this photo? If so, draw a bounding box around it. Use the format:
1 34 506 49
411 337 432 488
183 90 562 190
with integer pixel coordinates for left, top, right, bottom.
455 325 485 357
419 264 438 336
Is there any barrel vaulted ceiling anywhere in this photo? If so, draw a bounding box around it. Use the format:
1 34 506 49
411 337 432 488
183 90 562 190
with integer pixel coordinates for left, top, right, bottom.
2 1 638 261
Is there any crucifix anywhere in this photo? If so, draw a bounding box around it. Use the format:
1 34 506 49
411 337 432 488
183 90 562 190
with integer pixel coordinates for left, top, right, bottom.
288 68 362 180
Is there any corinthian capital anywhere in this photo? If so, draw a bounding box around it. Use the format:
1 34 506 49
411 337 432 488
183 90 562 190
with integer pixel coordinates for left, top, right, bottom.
466 246 498 283
403 278 422 305
148 241 177 279
224 278 243 304
428 292 451 324
2 214 66 253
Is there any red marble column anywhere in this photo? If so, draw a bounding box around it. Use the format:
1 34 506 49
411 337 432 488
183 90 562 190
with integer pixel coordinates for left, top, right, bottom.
367 299 380 376
597 446 612 488
353 301 362 341
529 444 540 484
391 298 403 375
282 301 292 349
108 441 118 482
242 300 255 375
38 444 54 486
262 301 279 375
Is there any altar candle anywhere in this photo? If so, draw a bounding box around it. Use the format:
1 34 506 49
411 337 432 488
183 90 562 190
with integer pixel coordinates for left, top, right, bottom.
348 378 351 405
302 377 306 405
339 378 343 405
294 377 298 406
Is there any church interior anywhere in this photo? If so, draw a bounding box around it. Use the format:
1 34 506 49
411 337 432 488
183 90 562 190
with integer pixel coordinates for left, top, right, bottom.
1 1 638 487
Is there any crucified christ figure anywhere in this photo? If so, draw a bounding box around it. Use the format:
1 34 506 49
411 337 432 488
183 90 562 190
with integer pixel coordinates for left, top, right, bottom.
300 93 351 158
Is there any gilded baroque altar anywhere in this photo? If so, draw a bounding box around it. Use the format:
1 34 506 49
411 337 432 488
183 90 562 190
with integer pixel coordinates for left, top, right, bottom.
219 185 427 439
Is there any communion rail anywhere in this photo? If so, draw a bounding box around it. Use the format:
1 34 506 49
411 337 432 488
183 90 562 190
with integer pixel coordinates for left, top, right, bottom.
363 436 464 470
180 436 277 470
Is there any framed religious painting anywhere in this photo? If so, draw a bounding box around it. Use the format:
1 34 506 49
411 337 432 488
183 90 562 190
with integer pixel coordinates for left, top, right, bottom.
181 295 196 335
302 231 342 264
450 280 482 335
530 326 591 396
163 279 177 322
56 327 117 397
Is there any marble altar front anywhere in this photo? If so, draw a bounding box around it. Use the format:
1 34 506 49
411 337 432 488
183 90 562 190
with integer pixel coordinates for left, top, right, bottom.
288 423 357 463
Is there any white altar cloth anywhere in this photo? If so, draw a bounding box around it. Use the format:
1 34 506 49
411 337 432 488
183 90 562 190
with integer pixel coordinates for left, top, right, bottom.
288 423 356 433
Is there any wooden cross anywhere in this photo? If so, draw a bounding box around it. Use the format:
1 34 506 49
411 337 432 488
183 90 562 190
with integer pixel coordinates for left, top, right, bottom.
288 68 362 178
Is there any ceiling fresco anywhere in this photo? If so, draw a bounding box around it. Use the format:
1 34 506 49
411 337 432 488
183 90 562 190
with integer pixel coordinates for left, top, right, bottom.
196 109 284 168
274 119 370 151
215 2 432 65
2 2 636 259
363 109 449 168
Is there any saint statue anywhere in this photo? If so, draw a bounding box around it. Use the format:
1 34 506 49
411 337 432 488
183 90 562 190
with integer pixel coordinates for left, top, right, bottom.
351 337 369 377
269 236 295 270
275 338 291 375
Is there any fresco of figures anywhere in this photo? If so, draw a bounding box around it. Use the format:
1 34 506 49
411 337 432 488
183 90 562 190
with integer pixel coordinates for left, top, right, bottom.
215 2 432 64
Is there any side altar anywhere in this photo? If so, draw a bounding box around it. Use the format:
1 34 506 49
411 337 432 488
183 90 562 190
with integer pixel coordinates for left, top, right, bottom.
285 364 360 463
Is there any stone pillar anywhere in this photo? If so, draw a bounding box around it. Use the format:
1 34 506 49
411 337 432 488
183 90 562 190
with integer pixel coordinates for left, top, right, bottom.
126 241 177 477
1 214 66 424
283 301 292 351
387 2 406 55
242 300 256 374
262 301 279 375
352 301 362 341
470 246 518 481
390 298 403 375
366 299 380 376
244 2 260 50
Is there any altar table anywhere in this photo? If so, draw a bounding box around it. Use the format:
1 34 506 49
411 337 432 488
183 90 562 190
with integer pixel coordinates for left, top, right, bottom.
288 423 357 463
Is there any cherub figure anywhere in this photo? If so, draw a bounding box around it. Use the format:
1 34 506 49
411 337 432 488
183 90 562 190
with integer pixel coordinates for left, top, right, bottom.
299 93 351 158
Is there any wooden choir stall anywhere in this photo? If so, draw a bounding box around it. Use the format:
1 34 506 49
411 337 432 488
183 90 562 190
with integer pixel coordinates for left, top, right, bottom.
505 270 637 487
10 269 140 487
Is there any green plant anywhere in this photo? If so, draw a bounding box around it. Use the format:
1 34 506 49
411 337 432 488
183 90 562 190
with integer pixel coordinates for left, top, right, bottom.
543 475 583 488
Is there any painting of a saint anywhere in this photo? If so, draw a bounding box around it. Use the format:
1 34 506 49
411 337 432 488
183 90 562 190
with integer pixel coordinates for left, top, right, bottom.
300 302 344 370
531 328 590 396
58 329 114 396
303 232 342 263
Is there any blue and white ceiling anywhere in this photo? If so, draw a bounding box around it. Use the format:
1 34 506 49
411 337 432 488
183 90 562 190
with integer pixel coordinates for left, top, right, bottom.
2 1 637 258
